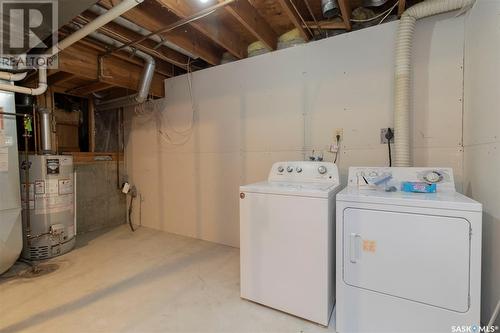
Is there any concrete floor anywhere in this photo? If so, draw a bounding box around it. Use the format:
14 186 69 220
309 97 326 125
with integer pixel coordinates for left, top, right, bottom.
0 225 336 333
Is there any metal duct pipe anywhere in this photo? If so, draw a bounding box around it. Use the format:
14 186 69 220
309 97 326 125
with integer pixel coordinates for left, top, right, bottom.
38 108 53 154
393 0 476 166
89 5 199 60
0 0 143 95
87 31 156 111
322 0 340 18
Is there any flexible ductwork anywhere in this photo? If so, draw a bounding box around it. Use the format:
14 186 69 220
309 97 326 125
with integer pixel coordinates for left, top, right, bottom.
393 0 475 166
87 31 155 111
0 0 143 95
322 0 340 18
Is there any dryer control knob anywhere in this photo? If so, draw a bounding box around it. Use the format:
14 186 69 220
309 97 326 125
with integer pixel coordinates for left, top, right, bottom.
296 167 302 173
318 166 327 174
287 166 294 173
424 171 443 183
277 166 284 173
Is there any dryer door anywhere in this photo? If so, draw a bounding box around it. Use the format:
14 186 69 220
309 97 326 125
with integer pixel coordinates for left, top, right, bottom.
343 208 471 312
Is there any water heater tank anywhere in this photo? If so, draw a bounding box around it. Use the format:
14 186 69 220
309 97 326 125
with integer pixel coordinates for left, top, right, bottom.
20 154 76 260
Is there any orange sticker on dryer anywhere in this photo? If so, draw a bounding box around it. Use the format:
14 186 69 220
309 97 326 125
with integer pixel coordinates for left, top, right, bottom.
363 240 377 253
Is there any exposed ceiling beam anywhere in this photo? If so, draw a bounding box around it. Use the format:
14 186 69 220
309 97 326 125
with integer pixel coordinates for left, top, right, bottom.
80 11 189 69
57 42 166 97
276 0 312 41
398 0 406 16
154 0 248 59
64 33 175 78
48 71 76 86
337 0 352 30
221 0 277 50
99 0 221 65
66 81 114 96
302 21 345 30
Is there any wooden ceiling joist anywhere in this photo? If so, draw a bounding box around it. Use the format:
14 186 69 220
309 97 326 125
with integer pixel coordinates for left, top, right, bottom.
80 11 189 69
302 21 345 30
99 0 222 65
57 42 166 97
154 0 248 59
222 0 278 50
71 36 175 78
337 0 352 30
47 71 76 86
66 81 113 96
277 0 312 41
398 0 406 16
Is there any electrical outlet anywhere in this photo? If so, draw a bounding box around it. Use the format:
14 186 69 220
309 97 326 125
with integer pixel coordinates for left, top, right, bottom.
380 128 394 144
335 128 343 141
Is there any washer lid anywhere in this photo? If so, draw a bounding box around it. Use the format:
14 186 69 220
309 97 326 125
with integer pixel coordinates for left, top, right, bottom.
240 181 339 198
337 187 482 212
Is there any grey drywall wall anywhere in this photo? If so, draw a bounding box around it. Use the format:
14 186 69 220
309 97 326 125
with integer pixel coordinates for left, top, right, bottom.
125 13 465 247
464 0 500 325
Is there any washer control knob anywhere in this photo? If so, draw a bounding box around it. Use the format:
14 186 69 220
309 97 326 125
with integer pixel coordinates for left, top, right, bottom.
296 167 302 173
318 165 327 175
277 166 284 173
287 166 294 173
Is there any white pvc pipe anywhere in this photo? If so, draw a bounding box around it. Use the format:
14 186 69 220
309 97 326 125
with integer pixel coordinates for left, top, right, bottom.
0 0 143 95
0 54 28 81
47 0 143 57
393 0 475 166
0 68 47 95
0 71 27 81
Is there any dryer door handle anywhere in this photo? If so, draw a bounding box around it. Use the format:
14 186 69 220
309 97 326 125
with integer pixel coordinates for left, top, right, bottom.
349 233 362 263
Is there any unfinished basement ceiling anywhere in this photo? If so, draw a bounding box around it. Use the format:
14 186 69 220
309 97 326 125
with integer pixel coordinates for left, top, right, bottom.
22 0 423 99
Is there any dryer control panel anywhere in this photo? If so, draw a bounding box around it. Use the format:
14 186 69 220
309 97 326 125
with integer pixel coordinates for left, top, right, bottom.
347 167 455 192
269 161 339 185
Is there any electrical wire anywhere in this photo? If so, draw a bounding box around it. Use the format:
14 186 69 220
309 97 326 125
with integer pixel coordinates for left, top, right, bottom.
388 140 392 167
156 57 196 145
386 128 393 167
349 1 399 23
334 134 341 164
288 0 314 38
303 0 325 38
378 2 397 25
128 195 136 232
132 58 197 146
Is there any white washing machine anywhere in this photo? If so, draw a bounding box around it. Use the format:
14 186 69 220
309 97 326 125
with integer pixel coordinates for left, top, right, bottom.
336 167 482 333
240 161 341 326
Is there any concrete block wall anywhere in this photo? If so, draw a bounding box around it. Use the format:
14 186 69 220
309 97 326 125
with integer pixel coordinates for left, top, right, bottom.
75 161 126 234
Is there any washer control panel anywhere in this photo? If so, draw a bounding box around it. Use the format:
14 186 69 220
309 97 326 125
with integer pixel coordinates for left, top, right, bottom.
347 167 455 192
269 161 339 185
